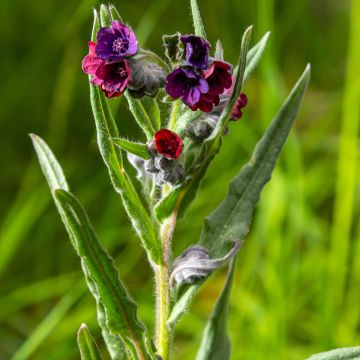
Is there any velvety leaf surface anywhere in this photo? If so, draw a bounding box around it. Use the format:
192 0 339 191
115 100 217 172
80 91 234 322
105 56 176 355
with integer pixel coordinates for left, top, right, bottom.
201 64 311 257
306 346 360 360
195 260 236 360
190 0 207 39
112 138 149 159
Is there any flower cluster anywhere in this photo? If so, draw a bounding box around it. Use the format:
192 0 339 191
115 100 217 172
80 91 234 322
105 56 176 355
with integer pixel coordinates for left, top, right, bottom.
165 35 233 112
82 21 137 98
145 129 185 185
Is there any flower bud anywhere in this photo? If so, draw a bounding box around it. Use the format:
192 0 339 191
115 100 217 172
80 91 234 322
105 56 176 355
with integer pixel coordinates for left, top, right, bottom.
144 158 159 173
146 139 157 157
169 242 240 287
127 50 166 98
154 156 175 171
187 117 217 142
162 164 185 185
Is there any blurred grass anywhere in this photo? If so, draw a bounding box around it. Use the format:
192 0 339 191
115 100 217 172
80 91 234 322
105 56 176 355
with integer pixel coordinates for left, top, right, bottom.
0 0 359 359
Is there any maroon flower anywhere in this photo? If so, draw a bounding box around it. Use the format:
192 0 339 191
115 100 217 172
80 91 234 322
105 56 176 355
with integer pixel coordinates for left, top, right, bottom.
180 35 210 69
231 93 248 120
82 41 131 98
165 67 209 107
154 129 183 159
203 61 232 96
95 21 138 61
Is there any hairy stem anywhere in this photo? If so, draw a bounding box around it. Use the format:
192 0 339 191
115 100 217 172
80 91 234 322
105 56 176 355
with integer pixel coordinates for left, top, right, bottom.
155 210 177 360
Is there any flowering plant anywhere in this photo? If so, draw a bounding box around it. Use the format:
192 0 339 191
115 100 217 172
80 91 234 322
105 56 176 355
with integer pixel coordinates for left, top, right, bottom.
29 2 358 360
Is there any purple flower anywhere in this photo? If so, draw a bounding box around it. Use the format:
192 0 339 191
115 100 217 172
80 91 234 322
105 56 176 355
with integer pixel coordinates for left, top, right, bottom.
95 21 138 61
166 67 209 107
180 35 210 69
231 93 248 120
82 41 131 98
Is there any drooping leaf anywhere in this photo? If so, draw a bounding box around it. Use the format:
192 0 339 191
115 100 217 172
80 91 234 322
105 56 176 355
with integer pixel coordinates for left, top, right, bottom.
55 189 155 360
190 0 207 39
201 64 311 257
195 260 236 360
112 138 149 160
89 11 161 264
154 26 253 221
306 346 360 360
77 323 103 360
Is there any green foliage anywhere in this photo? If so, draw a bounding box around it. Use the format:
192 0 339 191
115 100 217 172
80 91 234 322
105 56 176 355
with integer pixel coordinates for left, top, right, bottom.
201 64 310 257
77 324 103 360
112 138 149 160
195 260 236 360
190 0 207 39
307 346 360 360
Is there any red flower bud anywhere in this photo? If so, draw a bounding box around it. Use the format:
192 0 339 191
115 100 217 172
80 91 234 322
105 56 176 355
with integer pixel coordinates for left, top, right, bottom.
154 129 183 159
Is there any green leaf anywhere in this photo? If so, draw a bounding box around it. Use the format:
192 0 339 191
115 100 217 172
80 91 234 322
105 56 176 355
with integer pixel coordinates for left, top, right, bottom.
77 323 103 360
190 0 207 39
125 91 156 139
112 138 149 159
29 134 69 192
195 260 236 360
141 96 162 131
154 26 253 221
243 31 270 84
201 64 311 257
54 189 155 360
306 346 360 360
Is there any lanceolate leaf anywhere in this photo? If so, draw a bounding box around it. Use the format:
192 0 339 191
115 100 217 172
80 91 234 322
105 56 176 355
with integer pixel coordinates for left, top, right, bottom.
55 189 155 360
77 323 103 360
190 0 207 39
30 134 69 192
243 31 270 84
89 11 160 264
201 64 311 257
195 260 236 360
30 134 141 358
112 138 149 160
306 346 360 360
154 26 253 221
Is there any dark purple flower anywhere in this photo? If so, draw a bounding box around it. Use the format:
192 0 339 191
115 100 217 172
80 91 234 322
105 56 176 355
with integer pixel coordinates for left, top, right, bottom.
95 21 138 61
82 41 131 98
154 129 183 159
166 67 209 107
180 35 210 69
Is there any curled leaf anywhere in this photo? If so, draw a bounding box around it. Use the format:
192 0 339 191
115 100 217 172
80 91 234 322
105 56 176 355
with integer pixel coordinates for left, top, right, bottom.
169 242 240 287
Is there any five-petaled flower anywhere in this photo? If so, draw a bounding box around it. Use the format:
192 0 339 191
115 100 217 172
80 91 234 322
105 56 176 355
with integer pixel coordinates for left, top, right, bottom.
154 129 183 159
165 35 233 112
95 21 138 61
82 41 131 98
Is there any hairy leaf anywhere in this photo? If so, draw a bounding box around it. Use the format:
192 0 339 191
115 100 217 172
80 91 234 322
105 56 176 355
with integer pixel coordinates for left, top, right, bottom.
30 134 69 192
195 260 236 360
55 189 155 360
89 12 160 263
154 26 253 221
112 138 149 160
77 324 103 360
125 92 156 139
190 0 207 39
201 64 311 257
306 346 360 360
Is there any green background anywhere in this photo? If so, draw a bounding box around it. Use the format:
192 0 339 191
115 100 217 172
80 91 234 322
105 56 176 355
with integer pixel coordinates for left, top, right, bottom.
0 0 359 359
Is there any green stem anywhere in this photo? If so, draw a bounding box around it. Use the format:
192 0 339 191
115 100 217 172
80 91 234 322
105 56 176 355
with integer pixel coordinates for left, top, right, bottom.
155 210 177 360
168 100 181 130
